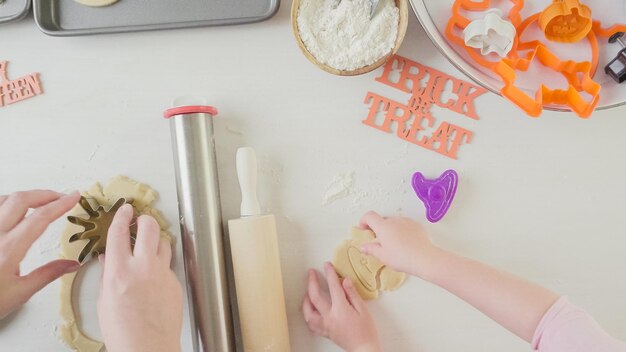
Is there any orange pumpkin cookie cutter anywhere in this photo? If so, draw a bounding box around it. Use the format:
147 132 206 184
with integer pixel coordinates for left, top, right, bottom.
539 0 592 43
494 44 600 118
446 0 525 70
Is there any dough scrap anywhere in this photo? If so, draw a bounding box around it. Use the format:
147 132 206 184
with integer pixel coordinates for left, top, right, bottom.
59 176 172 352
73 0 120 7
333 228 405 300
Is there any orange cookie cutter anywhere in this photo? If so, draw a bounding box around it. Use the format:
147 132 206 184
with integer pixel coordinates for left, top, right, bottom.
539 0 592 43
446 0 605 117
494 44 600 118
517 13 599 83
499 12 600 118
446 0 525 70
592 21 626 38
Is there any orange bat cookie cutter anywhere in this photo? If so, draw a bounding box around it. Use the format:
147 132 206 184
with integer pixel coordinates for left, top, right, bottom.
592 21 626 38
446 0 525 69
539 0 592 43
494 44 600 118
517 13 599 82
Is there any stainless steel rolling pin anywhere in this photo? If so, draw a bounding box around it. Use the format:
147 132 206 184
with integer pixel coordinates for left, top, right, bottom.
164 98 235 352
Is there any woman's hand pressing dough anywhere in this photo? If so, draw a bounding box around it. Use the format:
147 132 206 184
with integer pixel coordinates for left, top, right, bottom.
98 204 183 352
0 190 81 320
302 262 382 352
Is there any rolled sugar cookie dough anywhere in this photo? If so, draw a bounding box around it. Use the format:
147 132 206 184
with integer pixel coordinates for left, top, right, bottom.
333 227 405 300
74 0 119 7
59 176 172 352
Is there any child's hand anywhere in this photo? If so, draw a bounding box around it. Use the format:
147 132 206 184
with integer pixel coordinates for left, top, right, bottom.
359 211 441 279
302 262 382 352
0 190 81 320
98 204 183 352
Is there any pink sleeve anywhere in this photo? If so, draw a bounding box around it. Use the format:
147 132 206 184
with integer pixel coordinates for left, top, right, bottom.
532 297 626 352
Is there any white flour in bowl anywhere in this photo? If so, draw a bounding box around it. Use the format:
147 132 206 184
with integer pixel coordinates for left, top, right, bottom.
297 0 400 71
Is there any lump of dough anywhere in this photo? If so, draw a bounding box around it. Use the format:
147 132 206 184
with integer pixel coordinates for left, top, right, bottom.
74 0 120 7
332 227 405 300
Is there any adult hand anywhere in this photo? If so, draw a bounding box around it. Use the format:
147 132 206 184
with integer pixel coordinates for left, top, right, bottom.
302 262 382 352
359 211 442 279
98 204 183 352
0 190 81 320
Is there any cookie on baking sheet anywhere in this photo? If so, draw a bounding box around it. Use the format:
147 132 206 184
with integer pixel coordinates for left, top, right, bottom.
74 0 120 7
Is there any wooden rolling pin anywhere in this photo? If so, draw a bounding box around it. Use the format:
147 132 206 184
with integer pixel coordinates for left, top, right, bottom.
228 147 291 352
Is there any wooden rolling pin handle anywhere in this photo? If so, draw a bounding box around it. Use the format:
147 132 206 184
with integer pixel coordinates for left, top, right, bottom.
236 147 262 217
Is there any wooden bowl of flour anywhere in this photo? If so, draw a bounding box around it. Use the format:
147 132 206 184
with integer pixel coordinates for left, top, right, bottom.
291 0 408 76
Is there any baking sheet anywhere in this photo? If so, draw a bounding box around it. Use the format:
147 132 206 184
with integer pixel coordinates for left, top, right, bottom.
409 0 626 112
0 0 30 24
33 0 280 36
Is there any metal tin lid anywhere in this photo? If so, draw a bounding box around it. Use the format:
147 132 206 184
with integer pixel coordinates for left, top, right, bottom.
0 0 31 25
33 0 279 37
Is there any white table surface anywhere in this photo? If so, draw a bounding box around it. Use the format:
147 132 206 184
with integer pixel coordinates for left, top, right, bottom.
1 2 625 352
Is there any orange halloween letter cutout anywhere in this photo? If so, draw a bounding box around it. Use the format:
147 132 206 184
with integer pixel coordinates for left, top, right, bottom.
362 55 485 160
0 61 43 108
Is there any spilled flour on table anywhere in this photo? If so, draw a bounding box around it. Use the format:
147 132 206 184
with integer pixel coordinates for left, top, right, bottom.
87 144 100 162
322 172 356 205
226 123 244 136
322 171 411 212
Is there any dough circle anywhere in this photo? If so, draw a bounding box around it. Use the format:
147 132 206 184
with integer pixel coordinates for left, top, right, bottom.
74 0 120 7
59 176 173 352
333 228 405 300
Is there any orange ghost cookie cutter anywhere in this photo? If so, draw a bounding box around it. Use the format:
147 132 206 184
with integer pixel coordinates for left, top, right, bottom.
446 0 525 69
539 0 592 43
494 44 600 118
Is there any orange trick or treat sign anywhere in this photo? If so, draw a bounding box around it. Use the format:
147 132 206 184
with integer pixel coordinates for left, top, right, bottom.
362 55 486 160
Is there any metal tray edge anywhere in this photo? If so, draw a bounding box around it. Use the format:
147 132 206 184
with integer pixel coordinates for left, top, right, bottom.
33 0 280 37
0 0 32 25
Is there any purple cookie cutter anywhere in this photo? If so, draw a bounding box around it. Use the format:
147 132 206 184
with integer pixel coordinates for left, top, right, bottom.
412 169 458 223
